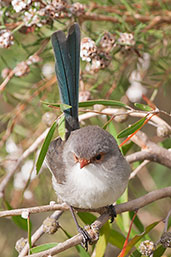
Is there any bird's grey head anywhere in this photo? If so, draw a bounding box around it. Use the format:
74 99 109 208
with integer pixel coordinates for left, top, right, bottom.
63 125 119 160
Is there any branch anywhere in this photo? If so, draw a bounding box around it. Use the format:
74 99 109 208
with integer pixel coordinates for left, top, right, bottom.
79 108 171 132
18 210 63 257
0 108 170 197
13 187 171 257
126 131 171 168
0 203 68 218
79 12 171 27
129 160 150 180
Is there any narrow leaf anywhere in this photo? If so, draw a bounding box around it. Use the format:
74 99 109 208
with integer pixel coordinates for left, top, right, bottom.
42 100 130 109
107 118 120 145
36 121 57 174
30 243 58 254
27 216 32 249
120 0 134 14
129 211 144 233
42 101 71 111
58 115 65 141
153 245 166 256
122 221 161 255
60 103 72 111
5 200 28 231
77 212 96 225
95 222 111 257
134 103 153 111
130 249 142 257
121 141 134 156
108 229 125 249
79 100 130 109
117 117 146 138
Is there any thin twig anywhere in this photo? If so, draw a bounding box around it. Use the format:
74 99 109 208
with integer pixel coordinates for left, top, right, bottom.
129 160 150 180
19 210 64 257
164 208 171 232
14 187 171 257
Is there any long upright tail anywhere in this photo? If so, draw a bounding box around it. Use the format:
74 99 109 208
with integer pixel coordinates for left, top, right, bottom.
51 23 80 135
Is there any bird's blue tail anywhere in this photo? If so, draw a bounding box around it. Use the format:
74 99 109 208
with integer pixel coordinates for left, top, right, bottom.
51 23 80 134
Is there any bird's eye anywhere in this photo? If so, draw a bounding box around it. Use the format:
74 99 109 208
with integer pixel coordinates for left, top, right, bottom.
95 154 102 161
73 154 79 162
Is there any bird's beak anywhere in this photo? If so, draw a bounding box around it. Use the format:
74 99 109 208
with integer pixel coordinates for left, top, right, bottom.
79 159 90 169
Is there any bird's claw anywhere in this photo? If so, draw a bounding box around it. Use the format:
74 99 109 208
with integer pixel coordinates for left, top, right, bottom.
108 204 117 223
78 226 92 251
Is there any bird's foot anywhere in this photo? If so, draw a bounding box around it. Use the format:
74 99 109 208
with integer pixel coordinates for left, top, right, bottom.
77 226 92 251
107 204 117 223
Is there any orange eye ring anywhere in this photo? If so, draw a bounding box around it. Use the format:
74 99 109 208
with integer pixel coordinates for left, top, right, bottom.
92 153 105 163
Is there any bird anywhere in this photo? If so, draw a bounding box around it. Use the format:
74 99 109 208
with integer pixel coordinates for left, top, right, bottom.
45 23 131 249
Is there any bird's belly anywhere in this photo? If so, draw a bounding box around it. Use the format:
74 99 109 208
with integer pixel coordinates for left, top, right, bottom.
52 163 127 209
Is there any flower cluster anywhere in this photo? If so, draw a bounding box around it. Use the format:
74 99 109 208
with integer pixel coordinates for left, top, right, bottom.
11 0 31 12
160 232 171 248
117 32 135 50
0 29 14 48
1 54 41 78
80 34 113 72
13 54 41 77
139 240 155 256
80 37 97 62
80 31 136 72
23 5 46 27
99 32 116 52
85 53 111 72
69 2 86 16
15 237 27 253
9 0 86 29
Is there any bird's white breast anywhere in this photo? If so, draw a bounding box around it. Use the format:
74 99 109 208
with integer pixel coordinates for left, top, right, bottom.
52 162 127 209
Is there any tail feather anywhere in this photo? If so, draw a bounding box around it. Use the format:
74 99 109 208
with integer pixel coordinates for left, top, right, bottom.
51 24 80 133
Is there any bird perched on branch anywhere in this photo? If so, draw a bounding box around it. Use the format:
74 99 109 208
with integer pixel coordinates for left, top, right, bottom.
46 23 130 249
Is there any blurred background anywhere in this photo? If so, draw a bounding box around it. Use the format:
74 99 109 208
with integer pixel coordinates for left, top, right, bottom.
0 0 171 256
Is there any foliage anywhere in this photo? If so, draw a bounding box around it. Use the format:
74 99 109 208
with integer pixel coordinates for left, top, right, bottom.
0 0 171 257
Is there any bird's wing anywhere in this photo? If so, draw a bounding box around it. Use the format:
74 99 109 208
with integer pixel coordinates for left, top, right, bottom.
45 137 66 184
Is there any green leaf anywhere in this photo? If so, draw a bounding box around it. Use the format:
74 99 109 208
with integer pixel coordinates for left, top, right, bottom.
130 249 141 257
76 244 91 257
42 101 71 111
58 115 65 141
77 212 97 225
134 103 153 111
36 121 57 174
153 245 166 257
120 0 134 14
160 138 171 149
121 141 134 156
30 243 58 254
123 221 161 255
107 118 120 145
129 211 144 233
95 222 111 257
4 200 28 231
42 100 130 109
79 100 130 109
119 189 129 233
60 103 72 111
117 117 146 138
27 216 32 249
108 229 125 249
